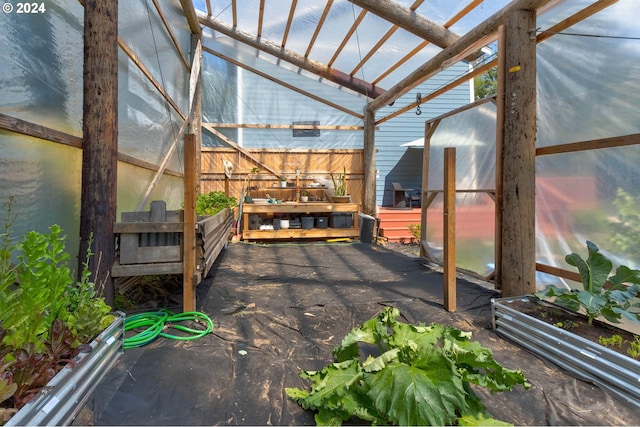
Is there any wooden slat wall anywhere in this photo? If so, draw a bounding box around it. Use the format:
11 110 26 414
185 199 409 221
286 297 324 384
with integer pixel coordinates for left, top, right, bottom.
201 147 365 206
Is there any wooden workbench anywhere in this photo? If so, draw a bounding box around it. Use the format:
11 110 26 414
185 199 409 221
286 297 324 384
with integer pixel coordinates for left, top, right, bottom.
242 202 360 240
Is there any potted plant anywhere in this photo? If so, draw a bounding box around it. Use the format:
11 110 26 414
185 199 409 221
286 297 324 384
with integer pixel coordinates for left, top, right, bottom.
492 241 640 408
279 175 287 188
330 166 349 203
300 191 309 203
0 197 124 425
244 167 259 203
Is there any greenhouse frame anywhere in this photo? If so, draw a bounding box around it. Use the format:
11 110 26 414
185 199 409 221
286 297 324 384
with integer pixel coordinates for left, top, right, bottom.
1 0 640 424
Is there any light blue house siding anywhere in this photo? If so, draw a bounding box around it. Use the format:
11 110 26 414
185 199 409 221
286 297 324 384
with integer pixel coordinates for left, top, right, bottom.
202 55 471 207
375 62 472 207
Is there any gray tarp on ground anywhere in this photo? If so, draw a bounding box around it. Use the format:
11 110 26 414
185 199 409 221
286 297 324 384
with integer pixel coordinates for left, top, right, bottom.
84 242 640 426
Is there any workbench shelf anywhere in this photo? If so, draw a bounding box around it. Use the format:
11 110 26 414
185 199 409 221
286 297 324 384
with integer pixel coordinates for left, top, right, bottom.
242 202 360 241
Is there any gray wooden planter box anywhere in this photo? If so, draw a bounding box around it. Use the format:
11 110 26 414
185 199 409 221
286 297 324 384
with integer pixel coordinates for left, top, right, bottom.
6 312 125 426
491 296 640 409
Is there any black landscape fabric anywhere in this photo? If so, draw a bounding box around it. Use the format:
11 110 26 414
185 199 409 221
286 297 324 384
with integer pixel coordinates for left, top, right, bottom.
84 242 640 426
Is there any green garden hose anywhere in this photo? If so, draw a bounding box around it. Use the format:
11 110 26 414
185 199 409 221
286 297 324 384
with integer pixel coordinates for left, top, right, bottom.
123 309 214 349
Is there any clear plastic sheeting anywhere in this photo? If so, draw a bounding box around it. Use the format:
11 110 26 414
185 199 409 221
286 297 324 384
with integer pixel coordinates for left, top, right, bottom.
0 0 190 260
534 0 640 285
423 101 497 277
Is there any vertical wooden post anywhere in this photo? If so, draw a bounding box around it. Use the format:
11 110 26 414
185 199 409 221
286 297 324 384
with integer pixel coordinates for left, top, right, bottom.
443 147 456 312
420 122 431 258
189 35 203 195
363 109 376 215
80 0 118 305
494 25 506 291
500 10 537 296
183 134 197 312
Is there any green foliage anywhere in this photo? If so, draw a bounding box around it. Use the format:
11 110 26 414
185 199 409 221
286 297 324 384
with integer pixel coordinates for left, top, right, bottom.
194 191 237 216
627 336 640 359
474 67 497 101
286 307 529 426
535 241 640 325
0 198 114 416
408 223 421 241
330 167 348 197
598 334 623 348
609 188 640 260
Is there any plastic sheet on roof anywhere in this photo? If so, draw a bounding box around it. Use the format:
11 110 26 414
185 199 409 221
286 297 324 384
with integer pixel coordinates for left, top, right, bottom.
193 0 511 89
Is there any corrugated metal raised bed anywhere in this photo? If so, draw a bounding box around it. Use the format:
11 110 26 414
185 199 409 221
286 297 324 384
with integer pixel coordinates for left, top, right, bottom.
491 296 640 409
6 312 125 426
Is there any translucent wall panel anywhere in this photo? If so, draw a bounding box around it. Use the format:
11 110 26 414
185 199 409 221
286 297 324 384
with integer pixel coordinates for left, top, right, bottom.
0 133 82 260
423 101 497 276
117 163 184 214
0 0 83 135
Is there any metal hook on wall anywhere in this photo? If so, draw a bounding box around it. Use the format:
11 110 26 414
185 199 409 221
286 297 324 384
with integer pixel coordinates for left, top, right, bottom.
415 93 422 115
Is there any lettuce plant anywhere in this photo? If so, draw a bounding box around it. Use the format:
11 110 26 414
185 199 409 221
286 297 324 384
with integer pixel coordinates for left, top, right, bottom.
535 241 640 325
286 307 529 426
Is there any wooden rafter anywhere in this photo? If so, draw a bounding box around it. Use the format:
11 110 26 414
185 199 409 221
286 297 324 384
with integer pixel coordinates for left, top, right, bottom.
0 113 82 147
350 0 424 76
377 59 497 124
205 0 211 16
202 45 363 119
178 0 201 34
197 11 385 99
118 36 186 120
152 0 190 71
536 133 640 156
305 0 334 58
536 0 619 43
372 0 483 85
328 8 368 68
281 0 297 47
368 0 555 112
257 0 265 38
348 0 460 49
232 0 237 27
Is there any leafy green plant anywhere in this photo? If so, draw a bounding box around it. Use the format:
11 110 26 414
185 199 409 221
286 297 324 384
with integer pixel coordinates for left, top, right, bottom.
627 336 640 359
609 188 640 261
408 223 420 241
598 334 623 348
330 166 347 197
194 191 237 216
286 307 529 426
534 241 640 325
553 320 579 330
0 198 115 417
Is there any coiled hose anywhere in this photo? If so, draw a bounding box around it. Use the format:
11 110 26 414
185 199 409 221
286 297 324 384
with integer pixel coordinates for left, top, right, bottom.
123 309 214 349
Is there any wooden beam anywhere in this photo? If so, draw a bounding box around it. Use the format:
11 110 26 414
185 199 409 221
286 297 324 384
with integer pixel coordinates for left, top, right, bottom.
179 0 202 35
281 0 298 47
348 0 460 49
419 119 437 259
118 36 186 120
500 9 537 297
494 24 506 291
376 59 497 125
190 34 203 194
201 124 280 176
536 133 640 156
202 45 363 119
329 7 368 68
305 0 333 58
80 0 118 306
350 0 423 76
536 0 618 43
443 147 456 312
367 0 555 112
204 123 365 130
152 0 190 71
363 110 376 215
136 119 190 211
117 152 183 177
0 113 82 147
257 0 265 38
183 134 197 312
197 11 386 99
